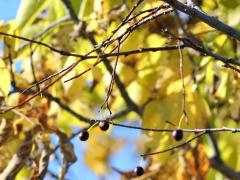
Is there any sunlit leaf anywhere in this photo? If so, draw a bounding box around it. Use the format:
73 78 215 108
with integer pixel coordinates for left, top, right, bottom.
0 60 11 97
15 0 50 30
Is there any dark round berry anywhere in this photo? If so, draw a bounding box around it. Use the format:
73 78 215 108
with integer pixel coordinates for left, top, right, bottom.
79 131 89 141
134 166 144 176
172 129 183 141
99 121 109 131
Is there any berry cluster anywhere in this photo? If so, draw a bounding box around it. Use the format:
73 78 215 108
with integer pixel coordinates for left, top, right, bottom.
79 123 184 177
79 121 110 142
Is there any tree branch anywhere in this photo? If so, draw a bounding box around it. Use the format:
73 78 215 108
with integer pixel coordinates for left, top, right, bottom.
208 132 240 179
87 34 143 116
12 86 91 123
100 121 240 133
12 86 132 124
59 0 144 116
163 0 240 40
141 132 206 156
60 0 79 23
1 32 239 68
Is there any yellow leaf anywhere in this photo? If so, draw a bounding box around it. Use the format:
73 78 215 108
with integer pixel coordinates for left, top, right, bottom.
127 81 151 105
15 0 50 30
92 66 103 82
3 35 17 59
214 71 228 99
143 90 210 161
84 128 121 176
177 144 210 180
143 95 182 152
0 60 11 97
0 21 10 33
117 63 136 85
146 33 166 47
62 57 86 99
15 166 32 180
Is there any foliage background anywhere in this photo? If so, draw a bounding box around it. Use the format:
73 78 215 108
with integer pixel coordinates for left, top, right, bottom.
0 0 240 179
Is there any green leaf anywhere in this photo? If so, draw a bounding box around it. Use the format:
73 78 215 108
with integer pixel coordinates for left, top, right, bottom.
48 0 66 21
15 0 50 30
71 0 82 16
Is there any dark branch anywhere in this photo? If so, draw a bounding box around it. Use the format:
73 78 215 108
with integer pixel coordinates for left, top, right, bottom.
163 0 240 40
60 0 79 23
208 133 240 179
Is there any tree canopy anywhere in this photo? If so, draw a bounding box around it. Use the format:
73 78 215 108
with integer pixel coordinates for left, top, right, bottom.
0 0 240 179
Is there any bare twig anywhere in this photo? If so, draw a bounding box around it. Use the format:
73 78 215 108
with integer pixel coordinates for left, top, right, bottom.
105 0 144 43
101 39 121 118
12 86 92 123
102 121 240 134
126 4 170 23
0 32 83 58
29 43 41 94
1 32 239 67
87 34 143 116
141 132 206 156
178 41 189 124
18 16 71 53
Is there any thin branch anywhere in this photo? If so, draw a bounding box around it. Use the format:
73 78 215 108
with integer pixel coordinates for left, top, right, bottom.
12 86 91 123
101 39 121 117
12 86 133 125
106 0 144 43
0 62 76 114
0 33 106 114
126 4 170 23
18 16 71 53
102 9 174 48
61 0 145 116
178 41 189 124
163 0 240 40
52 108 133 153
0 32 82 58
1 33 238 115
101 121 240 134
2 32 239 68
29 43 41 94
222 63 240 73
64 58 103 83
47 171 59 180
140 132 206 156
87 34 143 116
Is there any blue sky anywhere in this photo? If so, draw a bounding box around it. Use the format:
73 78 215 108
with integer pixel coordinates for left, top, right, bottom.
0 1 19 20
0 1 141 179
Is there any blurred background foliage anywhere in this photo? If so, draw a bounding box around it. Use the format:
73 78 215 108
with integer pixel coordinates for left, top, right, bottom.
0 0 240 179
